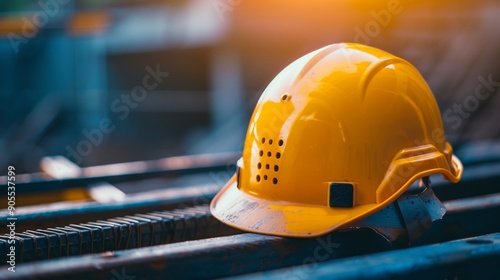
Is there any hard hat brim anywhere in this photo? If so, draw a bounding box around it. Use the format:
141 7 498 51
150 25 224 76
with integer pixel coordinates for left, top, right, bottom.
210 175 384 237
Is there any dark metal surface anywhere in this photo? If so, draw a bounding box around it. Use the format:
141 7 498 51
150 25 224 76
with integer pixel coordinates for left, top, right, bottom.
0 152 239 194
417 192 500 245
0 230 393 280
0 205 241 264
3 222 499 280
0 183 220 233
234 233 500 280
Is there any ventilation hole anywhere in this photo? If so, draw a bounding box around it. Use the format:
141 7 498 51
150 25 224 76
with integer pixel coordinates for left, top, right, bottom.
267 151 272 157
278 139 284 146
259 150 263 157
276 152 281 159
264 175 268 180
265 164 270 170
257 163 262 169
273 178 278 184
274 165 279 172
262 138 265 144
256 175 261 182
269 139 273 145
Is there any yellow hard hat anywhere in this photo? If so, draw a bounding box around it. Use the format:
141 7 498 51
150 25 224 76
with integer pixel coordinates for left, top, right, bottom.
210 43 463 237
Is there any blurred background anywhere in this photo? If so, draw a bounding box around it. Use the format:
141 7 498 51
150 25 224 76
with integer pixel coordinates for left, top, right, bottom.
1 0 499 173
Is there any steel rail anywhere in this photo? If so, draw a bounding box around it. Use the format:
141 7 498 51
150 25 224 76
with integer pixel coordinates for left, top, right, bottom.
0 230 391 280
1 226 498 279
233 233 500 280
0 183 220 233
0 152 240 194
0 205 241 264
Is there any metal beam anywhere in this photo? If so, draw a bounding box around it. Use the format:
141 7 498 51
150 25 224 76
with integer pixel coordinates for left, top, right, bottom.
0 230 392 280
0 152 239 194
0 183 220 233
235 233 500 280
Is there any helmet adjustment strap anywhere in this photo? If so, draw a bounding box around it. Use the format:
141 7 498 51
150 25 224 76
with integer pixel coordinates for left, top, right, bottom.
395 187 435 244
349 183 444 246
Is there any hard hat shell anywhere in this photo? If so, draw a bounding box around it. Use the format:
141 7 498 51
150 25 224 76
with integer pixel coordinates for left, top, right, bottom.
210 43 463 237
